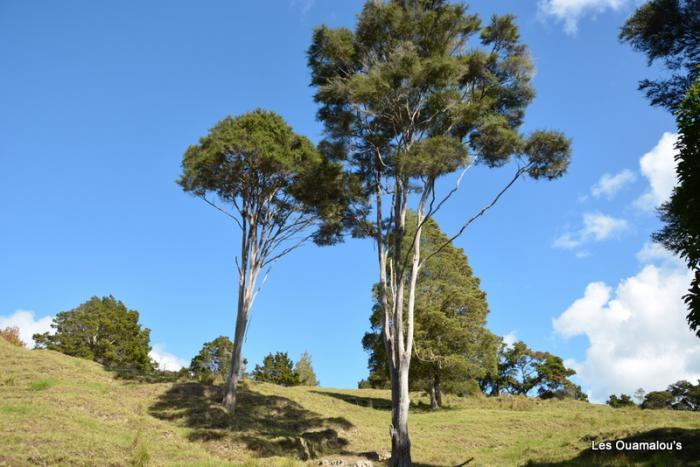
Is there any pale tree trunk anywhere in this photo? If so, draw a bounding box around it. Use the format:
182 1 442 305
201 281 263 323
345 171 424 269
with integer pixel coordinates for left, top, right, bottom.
222 216 261 413
429 383 438 410
387 179 430 466
390 363 412 466
389 176 411 467
222 294 248 412
430 373 442 410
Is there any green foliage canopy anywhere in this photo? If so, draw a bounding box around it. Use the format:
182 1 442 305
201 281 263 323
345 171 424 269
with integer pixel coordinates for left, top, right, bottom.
33 296 154 373
309 2 571 189
178 109 356 246
189 336 234 382
607 393 636 408
641 380 700 410
252 352 300 386
479 340 586 401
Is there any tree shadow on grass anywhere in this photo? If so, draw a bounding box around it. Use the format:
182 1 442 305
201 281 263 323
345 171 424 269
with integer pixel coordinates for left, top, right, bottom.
149 382 354 460
111 368 184 383
310 390 454 413
523 427 700 466
311 390 393 410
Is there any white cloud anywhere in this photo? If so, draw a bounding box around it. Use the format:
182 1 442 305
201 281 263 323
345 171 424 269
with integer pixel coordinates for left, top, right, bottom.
591 169 636 199
502 331 518 348
538 0 629 34
553 232 582 249
636 241 683 267
290 0 314 15
553 249 699 403
635 132 679 210
583 212 628 240
150 345 188 371
553 212 628 250
0 310 53 348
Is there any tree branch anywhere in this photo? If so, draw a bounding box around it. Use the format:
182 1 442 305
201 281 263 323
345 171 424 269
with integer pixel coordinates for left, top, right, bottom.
420 165 528 268
199 196 243 229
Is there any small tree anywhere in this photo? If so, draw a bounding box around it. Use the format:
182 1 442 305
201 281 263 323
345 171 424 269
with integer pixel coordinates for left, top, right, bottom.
179 110 354 413
295 351 320 386
0 327 25 348
634 388 646 405
252 352 300 386
554 381 589 402
479 340 581 400
500 342 541 395
535 353 577 399
33 296 154 373
190 336 234 383
668 380 700 411
641 391 674 410
607 394 636 408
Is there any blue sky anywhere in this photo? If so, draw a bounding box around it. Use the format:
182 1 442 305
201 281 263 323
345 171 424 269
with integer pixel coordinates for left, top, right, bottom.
2 0 698 401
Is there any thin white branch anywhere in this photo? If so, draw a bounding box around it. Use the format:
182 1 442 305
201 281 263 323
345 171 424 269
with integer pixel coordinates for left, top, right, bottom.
199 196 243 229
419 165 528 268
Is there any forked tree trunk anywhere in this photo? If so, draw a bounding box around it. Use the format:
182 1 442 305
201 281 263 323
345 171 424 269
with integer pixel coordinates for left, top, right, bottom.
386 177 431 467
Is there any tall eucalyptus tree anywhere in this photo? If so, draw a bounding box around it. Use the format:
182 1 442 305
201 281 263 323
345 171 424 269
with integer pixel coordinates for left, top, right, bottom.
308 2 571 464
179 110 351 413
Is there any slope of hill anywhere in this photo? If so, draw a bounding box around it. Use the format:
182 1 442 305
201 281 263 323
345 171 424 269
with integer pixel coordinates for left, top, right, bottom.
1 339 699 466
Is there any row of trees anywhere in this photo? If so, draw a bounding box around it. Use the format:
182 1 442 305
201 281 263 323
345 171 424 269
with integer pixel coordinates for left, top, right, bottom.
188 336 319 387
607 381 700 411
251 351 319 386
24 296 321 387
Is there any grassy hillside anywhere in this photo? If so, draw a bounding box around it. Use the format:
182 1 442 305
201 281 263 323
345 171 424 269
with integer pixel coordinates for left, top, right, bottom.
1 339 699 466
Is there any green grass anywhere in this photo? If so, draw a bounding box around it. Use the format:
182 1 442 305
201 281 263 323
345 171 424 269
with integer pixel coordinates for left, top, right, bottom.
29 377 60 391
1 339 699 466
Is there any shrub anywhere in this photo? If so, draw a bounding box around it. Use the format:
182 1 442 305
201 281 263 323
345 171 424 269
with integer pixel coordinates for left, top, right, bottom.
0 327 25 348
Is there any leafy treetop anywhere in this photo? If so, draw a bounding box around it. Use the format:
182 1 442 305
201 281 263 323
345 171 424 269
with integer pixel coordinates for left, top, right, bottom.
252 352 300 386
189 336 234 382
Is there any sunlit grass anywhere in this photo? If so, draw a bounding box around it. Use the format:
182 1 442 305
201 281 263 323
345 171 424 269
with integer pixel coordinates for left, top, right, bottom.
1 338 698 466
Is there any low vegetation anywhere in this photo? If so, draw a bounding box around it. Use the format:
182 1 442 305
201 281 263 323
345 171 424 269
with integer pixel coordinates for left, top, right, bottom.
0 326 25 348
2 339 699 466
